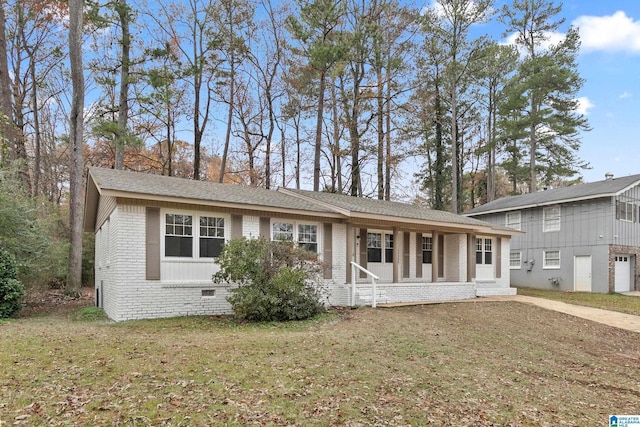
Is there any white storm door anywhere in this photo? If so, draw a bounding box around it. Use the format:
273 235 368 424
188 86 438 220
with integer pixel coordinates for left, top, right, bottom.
574 256 592 292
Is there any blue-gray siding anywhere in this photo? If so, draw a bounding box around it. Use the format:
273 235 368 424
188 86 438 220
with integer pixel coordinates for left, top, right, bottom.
472 189 640 293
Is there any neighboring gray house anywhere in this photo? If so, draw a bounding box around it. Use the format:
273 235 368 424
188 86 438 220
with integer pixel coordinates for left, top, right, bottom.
83 167 518 321
465 173 640 293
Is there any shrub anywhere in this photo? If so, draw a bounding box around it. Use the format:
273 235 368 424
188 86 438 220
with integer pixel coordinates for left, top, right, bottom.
0 247 25 318
213 238 326 322
0 173 69 289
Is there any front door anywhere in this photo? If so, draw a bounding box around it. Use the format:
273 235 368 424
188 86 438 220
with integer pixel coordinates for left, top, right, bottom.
574 256 592 292
615 255 631 292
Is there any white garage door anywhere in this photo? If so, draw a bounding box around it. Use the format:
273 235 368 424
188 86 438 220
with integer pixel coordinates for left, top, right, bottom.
614 255 631 292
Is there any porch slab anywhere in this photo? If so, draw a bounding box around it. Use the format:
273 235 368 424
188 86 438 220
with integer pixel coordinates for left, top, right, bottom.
377 295 514 308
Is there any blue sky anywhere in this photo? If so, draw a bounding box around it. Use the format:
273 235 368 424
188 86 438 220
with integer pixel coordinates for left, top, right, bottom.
480 0 640 183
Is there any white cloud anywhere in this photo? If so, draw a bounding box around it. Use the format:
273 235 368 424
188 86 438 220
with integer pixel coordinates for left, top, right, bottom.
620 91 632 99
573 11 640 53
501 30 566 55
575 97 594 115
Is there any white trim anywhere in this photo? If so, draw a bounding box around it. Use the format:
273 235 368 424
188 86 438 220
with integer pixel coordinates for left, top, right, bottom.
543 206 561 232
161 208 230 260
505 211 521 231
475 236 493 266
509 251 521 269
270 218 321 254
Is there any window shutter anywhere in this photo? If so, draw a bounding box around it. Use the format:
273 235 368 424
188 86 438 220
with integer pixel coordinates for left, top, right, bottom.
145 207 161 280
323 223 333 279
467 233 476 282
259 217 270 239
496 238 502 279
403 232 410 278
415 233 422 278
231 214 243 239
359 228 367 278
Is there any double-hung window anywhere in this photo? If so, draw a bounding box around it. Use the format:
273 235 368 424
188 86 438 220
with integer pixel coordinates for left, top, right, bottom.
509 251 521 269
367 232 393 263
475 238 493 265
385 234 394 263
616 200 636 222
367 233 382 262
272 221 318 253
298 224 318 253
506 211 521 230
543 206 561 232
272 222 294 242
543 250 560 269
422 236 433 264
199 216 225 258
165 213 226 258
165 214 193 257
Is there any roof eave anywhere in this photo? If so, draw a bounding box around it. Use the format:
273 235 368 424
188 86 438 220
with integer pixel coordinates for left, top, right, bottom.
83 170 100 232
98 188 345 219
464 193 617 216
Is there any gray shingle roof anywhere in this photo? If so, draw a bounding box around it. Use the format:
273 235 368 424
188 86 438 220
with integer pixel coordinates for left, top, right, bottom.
88 167 330 213
86 167 516 235
465 174 640 216
283 188 504 229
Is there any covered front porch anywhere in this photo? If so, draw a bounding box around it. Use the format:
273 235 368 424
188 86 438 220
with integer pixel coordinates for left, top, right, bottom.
339 221 515 307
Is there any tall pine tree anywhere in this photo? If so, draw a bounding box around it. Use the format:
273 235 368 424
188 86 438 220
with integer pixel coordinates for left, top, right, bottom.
499 0 590 192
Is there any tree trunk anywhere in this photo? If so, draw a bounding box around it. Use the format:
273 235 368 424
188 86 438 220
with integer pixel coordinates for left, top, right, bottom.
450 83 458 213
529 96 537 192
313 69 326 192
115 0 130 170
0 2 13 167
67 0 84 296
376 66 384 200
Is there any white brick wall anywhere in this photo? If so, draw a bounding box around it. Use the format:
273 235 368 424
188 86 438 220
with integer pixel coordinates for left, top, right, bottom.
243 216 260 239
351 282 476 305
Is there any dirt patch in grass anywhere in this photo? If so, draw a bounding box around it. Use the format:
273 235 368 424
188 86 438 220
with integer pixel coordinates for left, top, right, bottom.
17 286 94 318
2 301 638 425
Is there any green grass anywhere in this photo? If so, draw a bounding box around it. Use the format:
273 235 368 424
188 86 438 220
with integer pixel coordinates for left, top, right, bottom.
517 286 640 315
1 303 639 425
71 306 108 322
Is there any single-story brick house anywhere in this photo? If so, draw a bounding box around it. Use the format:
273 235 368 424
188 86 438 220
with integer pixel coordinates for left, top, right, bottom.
83 167 519 321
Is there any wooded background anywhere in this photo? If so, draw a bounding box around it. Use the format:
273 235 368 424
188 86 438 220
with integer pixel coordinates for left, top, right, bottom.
0 0 590 292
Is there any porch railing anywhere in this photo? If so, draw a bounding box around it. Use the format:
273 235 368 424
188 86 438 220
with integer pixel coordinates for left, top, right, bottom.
350 261 380 308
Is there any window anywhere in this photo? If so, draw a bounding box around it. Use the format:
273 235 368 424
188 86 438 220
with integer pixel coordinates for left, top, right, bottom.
506 211 521 230
200 216 225 258
298 224 318 253
616 200 636 222
366 232 394 263
543 250 560 269
165 214 193 257
475 238 493 265
422 236 433 264
164 212 227 259
272 222 294 242
367 233 382 263
272 221 318 253
509 251 521 269
385 234 394 263
543 206 561 232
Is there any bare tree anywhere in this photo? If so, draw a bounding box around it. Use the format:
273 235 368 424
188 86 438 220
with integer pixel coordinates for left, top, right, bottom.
67 0 84 295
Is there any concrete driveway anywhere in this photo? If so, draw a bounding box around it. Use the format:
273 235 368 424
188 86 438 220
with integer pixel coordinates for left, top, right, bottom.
487 295 640 334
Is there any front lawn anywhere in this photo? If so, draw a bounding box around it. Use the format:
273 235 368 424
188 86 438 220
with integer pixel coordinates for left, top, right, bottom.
1 302 638 425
